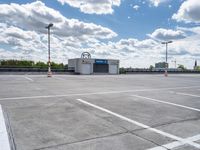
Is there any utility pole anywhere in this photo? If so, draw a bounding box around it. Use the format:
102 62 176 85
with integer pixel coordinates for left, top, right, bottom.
45 23 53 77
161 41 173 77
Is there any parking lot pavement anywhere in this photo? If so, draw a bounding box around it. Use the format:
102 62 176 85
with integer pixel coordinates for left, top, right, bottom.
0 74 200 150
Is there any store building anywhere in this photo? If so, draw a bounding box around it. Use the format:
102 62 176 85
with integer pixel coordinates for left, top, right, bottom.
68 52 119 75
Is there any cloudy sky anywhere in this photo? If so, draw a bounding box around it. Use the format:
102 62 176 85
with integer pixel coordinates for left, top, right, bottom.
0 0 200 68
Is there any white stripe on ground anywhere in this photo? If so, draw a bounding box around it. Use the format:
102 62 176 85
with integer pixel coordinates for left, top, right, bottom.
189 134 200 141
0 105 11 150
76 98 200 149
176 92 200 98
147 134 200 150
1 86 200 101
23 76 34 82
131 94 200 112
53 77 66 81
147 147 167 150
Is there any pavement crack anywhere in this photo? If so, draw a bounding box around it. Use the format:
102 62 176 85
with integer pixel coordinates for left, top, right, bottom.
131 117 200 133
33 131 129 150
129 131 171 150
69 100 131 132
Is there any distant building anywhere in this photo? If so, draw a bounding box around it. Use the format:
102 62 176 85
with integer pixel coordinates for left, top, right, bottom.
155 62 168 69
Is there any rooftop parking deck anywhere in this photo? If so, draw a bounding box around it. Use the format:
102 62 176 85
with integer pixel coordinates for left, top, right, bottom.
0 74 200 150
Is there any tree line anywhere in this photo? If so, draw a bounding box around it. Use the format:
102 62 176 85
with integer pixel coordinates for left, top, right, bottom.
0 60 67 69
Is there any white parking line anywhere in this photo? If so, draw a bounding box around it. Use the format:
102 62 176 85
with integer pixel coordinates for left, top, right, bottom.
0 105 11 150
76 98 200 149
148 134 200 150
1 86 200 101
53 77 66 81
131 94 200 112
176 92 200 98
23 76 34 82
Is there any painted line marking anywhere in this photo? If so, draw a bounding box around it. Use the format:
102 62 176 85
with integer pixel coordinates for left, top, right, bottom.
176 92 200 98
131 94 200 112
1 86 200 101
53 77 66 81
147 134 200 150
76 98 200 149
23 76 34 82
0 105 11 150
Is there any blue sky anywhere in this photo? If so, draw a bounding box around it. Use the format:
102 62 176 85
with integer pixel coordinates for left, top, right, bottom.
0 0 200 68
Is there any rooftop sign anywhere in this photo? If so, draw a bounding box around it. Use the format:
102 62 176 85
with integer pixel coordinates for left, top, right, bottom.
95 59 108 64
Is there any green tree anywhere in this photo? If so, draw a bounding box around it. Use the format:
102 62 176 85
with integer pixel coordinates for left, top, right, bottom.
195 66 200 71
35 61 47 68
178 64 187 70
0 60 67 69
51 62 64 69
119 67 126 74
0 60 34 67
149 65 154 71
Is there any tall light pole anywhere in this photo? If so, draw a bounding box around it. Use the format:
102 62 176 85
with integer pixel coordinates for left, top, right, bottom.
45 23 53 77
162 41 173 77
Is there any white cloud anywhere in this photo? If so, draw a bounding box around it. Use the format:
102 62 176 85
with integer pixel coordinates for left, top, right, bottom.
0 1 117 39
147 27 200 68
0 1 117 64
57 0 121 15
148 28 186 41
0 21 165 67
0 1 200 69
1 24 200 68
149 0 170 7
178 26 200 35
172 0 200 23
133 5 140 10
85 38 166 68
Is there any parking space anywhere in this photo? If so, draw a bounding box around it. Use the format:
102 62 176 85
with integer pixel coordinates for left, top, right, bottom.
0 74 200 150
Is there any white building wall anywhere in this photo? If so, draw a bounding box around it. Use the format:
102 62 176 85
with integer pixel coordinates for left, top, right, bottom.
68 59 76 71
68 58 119 75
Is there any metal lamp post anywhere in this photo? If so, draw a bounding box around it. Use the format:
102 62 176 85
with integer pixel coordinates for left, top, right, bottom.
45 23 53 77
161 41 173 77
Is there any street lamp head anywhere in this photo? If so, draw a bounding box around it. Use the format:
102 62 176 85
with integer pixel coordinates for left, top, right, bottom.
45 23 54 29
161 42 166 44
161 41 173 44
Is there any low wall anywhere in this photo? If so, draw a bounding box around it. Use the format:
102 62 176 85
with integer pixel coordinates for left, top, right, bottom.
0 67 74 75
125 70 200 74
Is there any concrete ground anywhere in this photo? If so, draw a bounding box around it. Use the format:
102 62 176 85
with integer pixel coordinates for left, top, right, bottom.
0 74 200 150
